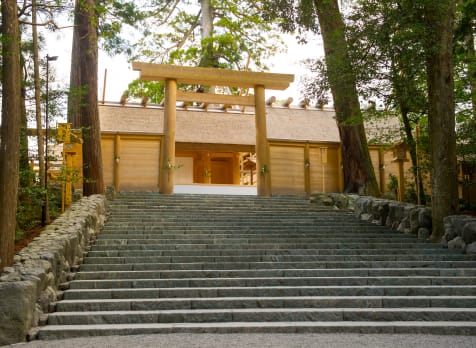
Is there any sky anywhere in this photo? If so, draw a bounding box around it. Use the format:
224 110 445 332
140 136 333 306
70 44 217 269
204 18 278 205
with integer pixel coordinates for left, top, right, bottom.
46 27 324 107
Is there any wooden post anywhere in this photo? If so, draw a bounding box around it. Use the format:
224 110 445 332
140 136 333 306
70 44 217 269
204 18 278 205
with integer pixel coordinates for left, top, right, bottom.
233 153 241 185
160 79 177 194
320 147 328 193
391 143 409 202
204 151 212 184
304 143 311 198
65 154 73 207
378 149 385 193
254 85 271 196
113 133 121 192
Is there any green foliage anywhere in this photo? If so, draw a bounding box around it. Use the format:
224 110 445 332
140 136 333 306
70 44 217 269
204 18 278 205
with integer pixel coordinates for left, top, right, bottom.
16 169 61 242
387 173 398 194
300 58 330 107
96 1 146 55
126 79 165 104
132 0 283 71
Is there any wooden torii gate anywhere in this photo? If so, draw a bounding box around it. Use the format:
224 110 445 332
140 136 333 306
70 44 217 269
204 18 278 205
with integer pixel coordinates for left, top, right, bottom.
132 62 294 197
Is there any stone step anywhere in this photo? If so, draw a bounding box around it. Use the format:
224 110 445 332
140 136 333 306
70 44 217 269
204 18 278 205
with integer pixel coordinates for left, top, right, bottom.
79 261 476 272
46 308 476 326
68 276 476 289
37 321 476 339
86 248 459 257
103 223 359 228
54 296 476 312
38 193 475 340
61 285 476 300
81 254 475 265
91 241 441 249
90 237 426 245
73 268 476 280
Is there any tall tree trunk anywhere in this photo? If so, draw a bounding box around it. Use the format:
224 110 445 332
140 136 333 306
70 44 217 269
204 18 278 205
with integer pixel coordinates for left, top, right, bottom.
32 0 46 194
424 0 458 240
314 0 380 196
19 58 30 188
198 0 218 68
400 106 427 205
68 0 82 128
0 0 22 268
78 0 104 195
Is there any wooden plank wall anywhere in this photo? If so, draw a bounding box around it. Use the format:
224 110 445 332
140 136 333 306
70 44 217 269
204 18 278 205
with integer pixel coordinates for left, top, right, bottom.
269 142 414 197
270 145 306 195
101 134 161 192
101 138 115 187
100 134 416 196
309 146 341 194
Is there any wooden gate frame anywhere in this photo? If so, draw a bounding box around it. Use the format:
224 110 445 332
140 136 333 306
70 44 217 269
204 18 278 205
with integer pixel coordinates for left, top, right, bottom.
132 62 294 196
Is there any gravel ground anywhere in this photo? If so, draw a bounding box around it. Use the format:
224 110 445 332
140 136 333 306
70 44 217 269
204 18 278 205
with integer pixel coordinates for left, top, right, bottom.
3 334 476 348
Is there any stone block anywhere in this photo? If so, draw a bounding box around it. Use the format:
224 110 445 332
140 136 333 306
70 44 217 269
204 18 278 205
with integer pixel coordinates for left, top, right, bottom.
330 193 349 209
0 281 37 345
418 227 431 240
448 236 466 250
418 207 432 229
409 208 420 234
466 242 476 254
462 221 476 245
360 213 372 222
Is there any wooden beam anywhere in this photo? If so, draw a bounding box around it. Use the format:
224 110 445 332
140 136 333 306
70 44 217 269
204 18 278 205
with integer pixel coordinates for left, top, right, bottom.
304 143 311 198
176 142 255 153
132 62 294 90
177 90 255 106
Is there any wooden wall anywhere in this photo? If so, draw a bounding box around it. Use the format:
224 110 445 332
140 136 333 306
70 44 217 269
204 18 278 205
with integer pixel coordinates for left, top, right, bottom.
269 142 343 196
269 141 414 197
102 134 161 191
101 134 416 196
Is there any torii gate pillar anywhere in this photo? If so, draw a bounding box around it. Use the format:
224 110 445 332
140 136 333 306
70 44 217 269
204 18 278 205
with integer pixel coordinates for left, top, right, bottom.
254 85 271 197
160 79 177 194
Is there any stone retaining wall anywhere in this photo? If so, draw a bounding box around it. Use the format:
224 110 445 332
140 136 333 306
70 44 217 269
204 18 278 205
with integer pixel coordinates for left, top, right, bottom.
0 195 107 345
311 193 476 254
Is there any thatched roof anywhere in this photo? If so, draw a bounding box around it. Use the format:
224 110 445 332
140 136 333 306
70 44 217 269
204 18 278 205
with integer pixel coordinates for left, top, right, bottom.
99 103 401 145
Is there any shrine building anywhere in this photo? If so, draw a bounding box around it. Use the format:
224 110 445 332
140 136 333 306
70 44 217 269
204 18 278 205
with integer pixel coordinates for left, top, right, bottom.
98 63 408 197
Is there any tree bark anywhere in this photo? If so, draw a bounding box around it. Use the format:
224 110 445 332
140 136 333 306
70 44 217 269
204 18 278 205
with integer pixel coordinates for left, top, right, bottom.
198 0 218 68
0 0 22 268
19 57 30 188
68 0 82 128
78 0 104 195
32 0 46 195
424 0 458 240
400 106 426 205
314 0 380 196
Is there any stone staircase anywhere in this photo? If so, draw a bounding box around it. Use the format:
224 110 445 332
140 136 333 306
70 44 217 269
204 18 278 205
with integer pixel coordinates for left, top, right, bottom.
38 192 476 339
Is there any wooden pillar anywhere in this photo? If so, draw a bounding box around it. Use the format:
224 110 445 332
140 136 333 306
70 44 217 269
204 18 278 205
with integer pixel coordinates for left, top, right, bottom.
204 152 212 184
254 85 271 196
160 79 177 194
378 149 385 194
320 147 328 193
304 143 311 198
113 133 121 192
233 153 241 185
